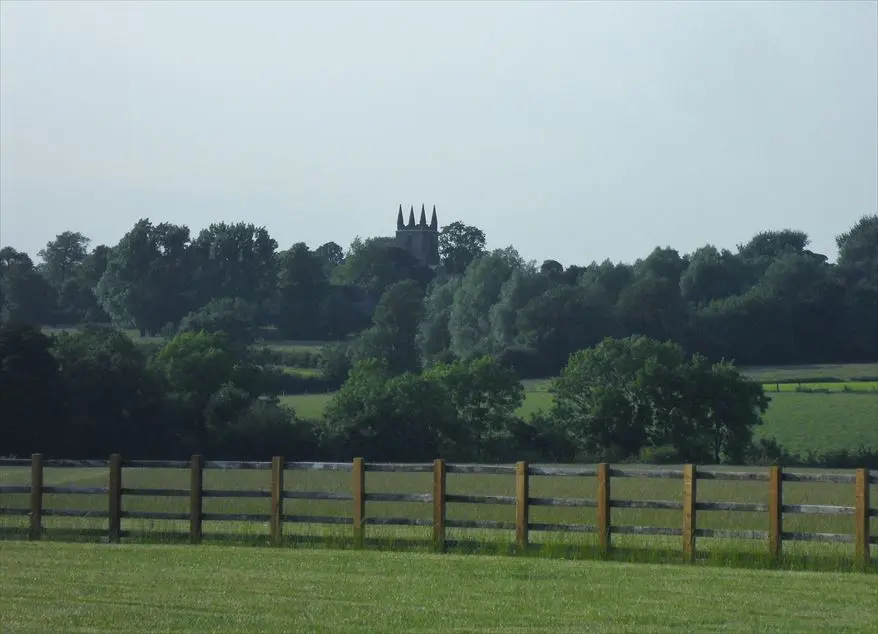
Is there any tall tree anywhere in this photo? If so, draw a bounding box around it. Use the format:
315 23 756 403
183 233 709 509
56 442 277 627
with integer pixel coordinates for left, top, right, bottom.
439 222 487 275
276 242 329 339
0 323 64 456
350 279 425 375
96 219 195 335
37 231 90 290
189 222 278 312
0 247 57 325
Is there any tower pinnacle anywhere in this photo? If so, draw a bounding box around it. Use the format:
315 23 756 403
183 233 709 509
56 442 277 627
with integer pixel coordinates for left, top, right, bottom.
430 205 437 229
397 204 404 230
408 206 416 228
419 204 427 227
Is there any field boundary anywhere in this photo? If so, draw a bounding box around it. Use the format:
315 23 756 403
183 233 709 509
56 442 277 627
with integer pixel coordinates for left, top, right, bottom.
1 455 875 569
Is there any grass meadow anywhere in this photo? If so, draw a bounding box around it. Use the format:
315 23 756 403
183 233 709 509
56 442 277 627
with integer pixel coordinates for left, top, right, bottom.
2 541 877 634
279 378 878 455
1 464 875 572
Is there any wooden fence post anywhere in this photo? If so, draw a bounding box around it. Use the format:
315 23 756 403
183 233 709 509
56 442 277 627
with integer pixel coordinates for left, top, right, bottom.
108 454 122 543
769 465 783 560
352 457 365 548
29 453 43 541
190 454 203 544
597 463 610 554
682 464 697 563
515 461 529 551
271 456 284 546
433 459 446 552
854 468 870 570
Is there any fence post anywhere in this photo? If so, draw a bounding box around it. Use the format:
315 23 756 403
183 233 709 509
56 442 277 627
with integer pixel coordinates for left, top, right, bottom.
769 465 783 560
190 454 203 545
352 457 365 549
515 461 529 551
29 453 43 541
597 463 610 555
108 454 122 543
682 464 697 563
854 468 870 570
433 458 446 552
271 456 284 546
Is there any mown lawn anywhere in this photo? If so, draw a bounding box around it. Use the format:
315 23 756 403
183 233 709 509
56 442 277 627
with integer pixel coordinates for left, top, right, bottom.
1 541 876 633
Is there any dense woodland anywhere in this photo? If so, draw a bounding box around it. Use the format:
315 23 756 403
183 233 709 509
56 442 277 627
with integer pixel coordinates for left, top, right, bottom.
1 214 877 465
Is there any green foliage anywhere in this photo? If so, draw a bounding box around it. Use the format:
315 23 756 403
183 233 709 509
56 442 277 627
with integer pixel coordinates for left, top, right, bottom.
438 221 487 275
51 325 169 457
423 356 525 460
350 280 425 375
0 323 64 456
96 219 194 335
178 297 256 343
324 359 458 460
0 247 57 325
550 336 768 463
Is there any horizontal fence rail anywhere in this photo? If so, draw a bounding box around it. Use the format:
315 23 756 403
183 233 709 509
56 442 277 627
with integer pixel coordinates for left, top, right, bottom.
0 455 874 568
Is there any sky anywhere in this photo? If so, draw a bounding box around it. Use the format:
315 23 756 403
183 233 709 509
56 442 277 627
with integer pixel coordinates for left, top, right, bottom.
1 1 876 267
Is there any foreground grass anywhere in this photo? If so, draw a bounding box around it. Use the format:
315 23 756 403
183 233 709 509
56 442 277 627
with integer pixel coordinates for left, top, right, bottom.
1 542 876 633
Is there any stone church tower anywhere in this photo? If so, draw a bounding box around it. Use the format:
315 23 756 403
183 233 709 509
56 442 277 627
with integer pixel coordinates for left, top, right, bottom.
394 204 440 267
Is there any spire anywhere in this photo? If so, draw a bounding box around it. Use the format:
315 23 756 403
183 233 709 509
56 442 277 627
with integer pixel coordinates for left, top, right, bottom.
397 204 404 230
419 203 427 227
407 205 416 228
430 205 438 229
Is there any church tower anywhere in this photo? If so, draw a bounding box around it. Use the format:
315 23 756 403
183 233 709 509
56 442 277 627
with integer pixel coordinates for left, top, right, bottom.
394 204 439 267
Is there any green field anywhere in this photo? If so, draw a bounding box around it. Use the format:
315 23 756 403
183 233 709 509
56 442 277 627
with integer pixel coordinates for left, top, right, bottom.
2 464 875 570
2 542 876 633
280 380 878 456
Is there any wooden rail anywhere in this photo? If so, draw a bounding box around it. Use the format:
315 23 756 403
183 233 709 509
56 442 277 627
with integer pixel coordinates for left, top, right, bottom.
0 455 875 568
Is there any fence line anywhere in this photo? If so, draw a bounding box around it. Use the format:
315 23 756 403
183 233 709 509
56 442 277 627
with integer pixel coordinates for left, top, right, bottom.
1 455 875 568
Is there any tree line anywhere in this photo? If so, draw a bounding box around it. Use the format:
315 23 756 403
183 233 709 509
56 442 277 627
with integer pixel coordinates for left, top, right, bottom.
1 214 876 466
2 215 877 373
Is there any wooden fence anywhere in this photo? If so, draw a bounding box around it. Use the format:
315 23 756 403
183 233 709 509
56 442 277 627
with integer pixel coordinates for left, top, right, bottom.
1 455 875 567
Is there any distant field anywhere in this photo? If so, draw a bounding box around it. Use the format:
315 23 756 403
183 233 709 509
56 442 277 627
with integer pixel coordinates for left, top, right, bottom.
4 543 876 633
757 392 878 454
281 372 878 456
742 363 878 383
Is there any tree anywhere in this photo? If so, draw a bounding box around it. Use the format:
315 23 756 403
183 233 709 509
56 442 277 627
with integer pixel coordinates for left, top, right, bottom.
333 237 432 299
53 325 168 457
423 355 524 460
679 245 749 306
178 297 256 344
276 242 329 339
835 215 878 360
324 359 458 460
37 231 90 290
189 222 278 313
447 249 520 359
0 247 57 325
350 279 425 375
439 222 487 275
96 219 195 335
416 276 461 367
314 241 345 273
550 336 768 462
0 323 63 456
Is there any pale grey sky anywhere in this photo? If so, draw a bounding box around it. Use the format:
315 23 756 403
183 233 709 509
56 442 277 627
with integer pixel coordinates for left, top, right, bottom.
1 0 876 266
